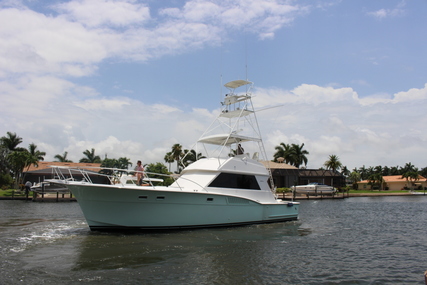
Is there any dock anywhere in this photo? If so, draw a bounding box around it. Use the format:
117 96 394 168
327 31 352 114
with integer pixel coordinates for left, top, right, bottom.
278 192 348 200
0 190 76 202
278 191 419 200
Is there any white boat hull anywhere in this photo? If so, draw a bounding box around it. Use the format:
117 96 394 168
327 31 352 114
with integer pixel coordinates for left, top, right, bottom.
292 185 336 195
67 183 299 230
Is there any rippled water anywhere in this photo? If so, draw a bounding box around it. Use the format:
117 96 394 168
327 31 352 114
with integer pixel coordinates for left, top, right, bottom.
1 196 426 284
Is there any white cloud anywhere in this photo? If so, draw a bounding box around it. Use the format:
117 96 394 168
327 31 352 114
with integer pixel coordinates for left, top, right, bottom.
367 1 406 20
0 0 308 78
0 7 110 77
161 0 304 39
393 83 427 103
256 83 427 169
54 0 151 28
74 98 131 111
2 74 427 171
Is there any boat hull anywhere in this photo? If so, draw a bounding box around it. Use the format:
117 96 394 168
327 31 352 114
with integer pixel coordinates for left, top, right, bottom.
292 185 336 195
67 184 299 230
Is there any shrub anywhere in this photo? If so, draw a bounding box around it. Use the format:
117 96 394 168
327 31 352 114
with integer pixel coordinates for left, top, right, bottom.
276 187 292 193
0 173 13 189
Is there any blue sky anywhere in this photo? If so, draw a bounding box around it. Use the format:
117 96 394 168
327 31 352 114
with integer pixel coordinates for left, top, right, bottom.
1 0 426 171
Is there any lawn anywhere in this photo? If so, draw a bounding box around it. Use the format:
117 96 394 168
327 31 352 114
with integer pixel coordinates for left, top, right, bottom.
0 189 31 197
348 189 411 194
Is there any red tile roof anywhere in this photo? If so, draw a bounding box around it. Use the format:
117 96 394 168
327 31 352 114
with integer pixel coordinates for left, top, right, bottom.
360 175 426 183
25 162 101 172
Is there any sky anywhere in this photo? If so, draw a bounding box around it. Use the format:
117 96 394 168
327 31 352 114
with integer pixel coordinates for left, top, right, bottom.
1 0 427 172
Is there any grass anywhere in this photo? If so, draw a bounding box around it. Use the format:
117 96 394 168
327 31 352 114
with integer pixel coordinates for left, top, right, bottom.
0 189 32 197
348 189 411 194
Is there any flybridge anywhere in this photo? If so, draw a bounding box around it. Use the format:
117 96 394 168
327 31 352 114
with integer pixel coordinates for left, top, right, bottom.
193 79 266 165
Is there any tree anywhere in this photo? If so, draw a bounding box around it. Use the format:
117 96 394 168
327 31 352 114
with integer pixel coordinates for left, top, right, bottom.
27 143 46 168
389 166 400 175
341 166 350 177
171 144 183 173
402 162 417 172
401 171 420 190
145 162 174 186
0 146 10 174
288 143 309 168
79 148 101 163
0 134 46 188
0 132 25 152
164 152 174 172
323 154 342 172
358 165 368 180
182 149 205 167
54 151 73 162
349 171 361 190
273 143 292 164
367 173 384 190
8 151 32 188
100 157 132 175
117 157 132 169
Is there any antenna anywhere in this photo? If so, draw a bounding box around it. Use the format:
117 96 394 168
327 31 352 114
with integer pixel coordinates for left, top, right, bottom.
244 35 249 94
220 74 223 107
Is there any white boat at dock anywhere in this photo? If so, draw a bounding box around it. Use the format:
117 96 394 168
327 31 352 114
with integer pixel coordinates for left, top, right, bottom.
47 79 299 231
291 182 336 195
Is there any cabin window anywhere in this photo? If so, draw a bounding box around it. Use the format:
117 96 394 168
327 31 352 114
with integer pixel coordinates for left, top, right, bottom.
208 173 260 190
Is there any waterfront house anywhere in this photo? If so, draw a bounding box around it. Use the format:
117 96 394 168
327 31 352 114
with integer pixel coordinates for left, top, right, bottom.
261 162 345 189
261 161 299 188
358 175 427 190
24 162 105 185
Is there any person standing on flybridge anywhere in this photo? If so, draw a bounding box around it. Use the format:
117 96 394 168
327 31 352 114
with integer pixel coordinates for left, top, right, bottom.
135 160 144 185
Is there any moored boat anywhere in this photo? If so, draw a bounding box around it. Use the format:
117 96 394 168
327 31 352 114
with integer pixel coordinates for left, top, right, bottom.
291 182 336 195
48 79 299 230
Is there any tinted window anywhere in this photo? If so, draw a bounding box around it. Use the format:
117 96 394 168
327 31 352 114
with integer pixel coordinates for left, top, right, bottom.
208 173 260 190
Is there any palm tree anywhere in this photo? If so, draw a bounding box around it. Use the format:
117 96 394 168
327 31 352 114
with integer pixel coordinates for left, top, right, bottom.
289 143 309 168
273 143 292 163
0 146 10 173
164 152 174 172
367 173 384 190
390 166 400 175
182 149 205 167
117 157 132 169
54 151 73 162
79 148 101 163
8 150 32 188
21 143 46 183
349 171 361 190
401 171 420 190
382 166 391 176
0 132 25 151
358 165 368 180
323 154 342 172
27 143 46 167
341 166 350 177
171 144 183 172
100 157 132 175
374 165 383 174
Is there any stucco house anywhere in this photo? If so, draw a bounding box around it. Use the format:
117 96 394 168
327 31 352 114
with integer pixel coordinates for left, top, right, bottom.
358 175 427 191
23 161 105 184
260 161 345 189
261 161 299 188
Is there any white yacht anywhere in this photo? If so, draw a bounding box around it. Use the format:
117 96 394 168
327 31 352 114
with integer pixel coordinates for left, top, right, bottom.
48 80 299 230
291 182 336 195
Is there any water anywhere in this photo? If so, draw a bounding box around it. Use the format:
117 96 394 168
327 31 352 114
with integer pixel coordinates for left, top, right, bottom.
1 196 427 284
